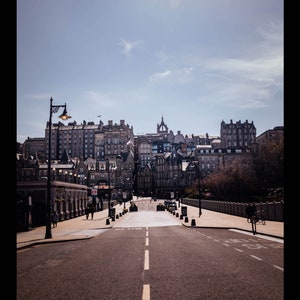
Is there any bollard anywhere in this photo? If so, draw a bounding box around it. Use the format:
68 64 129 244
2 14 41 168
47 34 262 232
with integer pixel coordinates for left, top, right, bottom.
184 216 189 223
116 214 119 219
180 214 183 219
106 218 110 225
173 211 175 215
191 219 196 226
112 216 115 222
176 212 179 217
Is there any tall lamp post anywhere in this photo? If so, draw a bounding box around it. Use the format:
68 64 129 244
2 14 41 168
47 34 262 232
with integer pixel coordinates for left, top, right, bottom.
191 161 202 218
107 159 111 217
106 156 120 217
150 160 155 200
45 97 71 239
196 162 202 217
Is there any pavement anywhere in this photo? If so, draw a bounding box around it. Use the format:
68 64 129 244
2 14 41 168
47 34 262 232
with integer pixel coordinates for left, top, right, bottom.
16 198 284 250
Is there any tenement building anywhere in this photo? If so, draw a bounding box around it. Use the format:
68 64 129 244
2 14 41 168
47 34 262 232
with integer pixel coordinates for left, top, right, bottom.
17 117 266 230
220 119 256 148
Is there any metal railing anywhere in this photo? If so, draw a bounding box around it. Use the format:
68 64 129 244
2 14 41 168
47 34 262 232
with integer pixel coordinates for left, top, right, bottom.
181 198 284 222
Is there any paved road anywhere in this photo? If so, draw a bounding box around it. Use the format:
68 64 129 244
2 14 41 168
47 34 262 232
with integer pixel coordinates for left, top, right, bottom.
17 197 283 250
17 201 284 300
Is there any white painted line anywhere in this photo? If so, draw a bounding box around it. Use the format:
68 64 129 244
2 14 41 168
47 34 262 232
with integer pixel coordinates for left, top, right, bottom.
234 248 244 252
146 231 148 237
144 250 149 270
145 237 149 246
142 284 150 300
229 229 283 243
273 265 284 271
250 255 263 261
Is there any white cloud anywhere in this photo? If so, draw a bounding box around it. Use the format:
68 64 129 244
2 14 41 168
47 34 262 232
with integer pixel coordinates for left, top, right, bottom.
148 70 171 82
192 22 283 110
84 91 118 108
156 50 169 65
148 66 195 84
119 38 141 57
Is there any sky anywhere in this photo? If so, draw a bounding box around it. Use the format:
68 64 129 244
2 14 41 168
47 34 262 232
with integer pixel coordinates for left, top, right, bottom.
17 0 283 144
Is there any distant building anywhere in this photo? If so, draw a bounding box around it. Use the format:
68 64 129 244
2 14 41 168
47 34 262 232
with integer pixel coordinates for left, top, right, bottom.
19 116 280 199
21 137 46 161
256 126 283 144
220 119 256 148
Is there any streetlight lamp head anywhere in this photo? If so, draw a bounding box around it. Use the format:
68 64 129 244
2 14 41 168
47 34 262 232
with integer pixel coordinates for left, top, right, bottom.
59 105 72 120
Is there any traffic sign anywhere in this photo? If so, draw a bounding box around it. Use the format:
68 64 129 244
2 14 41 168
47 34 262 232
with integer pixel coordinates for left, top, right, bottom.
91 189 98 195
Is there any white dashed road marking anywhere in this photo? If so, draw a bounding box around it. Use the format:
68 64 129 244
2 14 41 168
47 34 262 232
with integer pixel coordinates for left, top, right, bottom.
144 250 149 270
250 255 263 261
142 284 150 300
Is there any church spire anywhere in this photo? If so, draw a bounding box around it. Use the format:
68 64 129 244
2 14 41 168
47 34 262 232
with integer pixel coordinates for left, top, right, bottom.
157 116 168 134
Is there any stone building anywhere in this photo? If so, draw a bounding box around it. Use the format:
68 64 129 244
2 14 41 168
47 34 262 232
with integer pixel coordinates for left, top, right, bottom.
21 137 46 161
256 126 283 144
220 119 256 148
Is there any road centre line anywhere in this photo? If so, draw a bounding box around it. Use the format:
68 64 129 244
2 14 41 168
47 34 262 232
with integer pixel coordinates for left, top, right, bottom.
142 284 150 300
250 255 263 261
273 265 284 271
234 248 244 252
144 250 149 270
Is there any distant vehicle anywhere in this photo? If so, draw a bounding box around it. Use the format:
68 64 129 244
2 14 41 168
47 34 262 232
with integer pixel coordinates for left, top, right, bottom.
164 200 177 210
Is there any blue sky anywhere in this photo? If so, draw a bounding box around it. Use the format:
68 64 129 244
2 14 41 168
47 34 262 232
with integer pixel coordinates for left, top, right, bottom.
17 0 283 143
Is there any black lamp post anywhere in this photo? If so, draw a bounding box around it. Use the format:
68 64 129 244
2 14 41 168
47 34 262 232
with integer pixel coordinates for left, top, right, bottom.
196 163 202 217
106 156 121 216
191 161 202 218
150 160 155 199
107 159 111 217
45 97 71 239
123 177 130 208
123 186 126 209
197 169 202 217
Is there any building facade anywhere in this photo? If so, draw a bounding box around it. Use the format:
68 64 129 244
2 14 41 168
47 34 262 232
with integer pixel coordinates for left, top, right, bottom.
19 117 280 231
220 119 256 148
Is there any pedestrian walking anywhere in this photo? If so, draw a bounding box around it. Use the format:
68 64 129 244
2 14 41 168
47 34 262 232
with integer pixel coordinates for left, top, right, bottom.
85 206 90 220
249 203 257 235
89 204 95 220
260 209 266 225
246 203 252 222
51 211 58 228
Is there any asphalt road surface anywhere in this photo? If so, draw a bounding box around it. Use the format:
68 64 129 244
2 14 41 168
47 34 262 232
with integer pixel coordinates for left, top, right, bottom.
17 200 283 300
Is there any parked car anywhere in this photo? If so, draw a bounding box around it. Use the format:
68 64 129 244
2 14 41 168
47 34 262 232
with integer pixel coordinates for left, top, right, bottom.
164 200 177 210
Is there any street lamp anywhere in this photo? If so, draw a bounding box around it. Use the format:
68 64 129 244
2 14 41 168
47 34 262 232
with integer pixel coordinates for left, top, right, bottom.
150 159 156 200
45 97 71 239
122 186 126 209
197 168 202 217
196 163 202 218
191 161 202 218
106 157 120 217
123 177 130 208
107 159 111 217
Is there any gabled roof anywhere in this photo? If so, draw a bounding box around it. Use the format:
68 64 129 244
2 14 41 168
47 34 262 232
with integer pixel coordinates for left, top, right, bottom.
60 148 70 164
